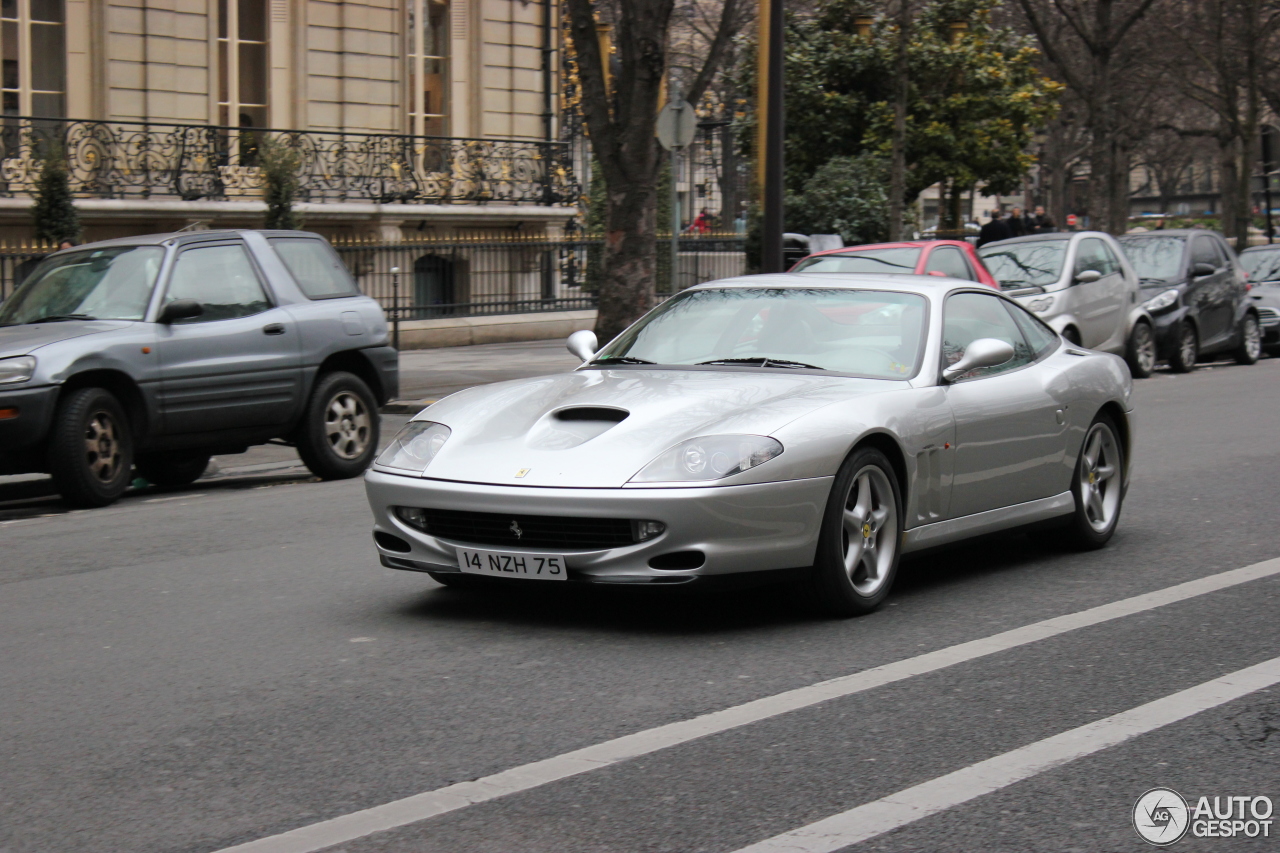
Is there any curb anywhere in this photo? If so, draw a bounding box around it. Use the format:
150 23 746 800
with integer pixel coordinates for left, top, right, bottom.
380 399 436 414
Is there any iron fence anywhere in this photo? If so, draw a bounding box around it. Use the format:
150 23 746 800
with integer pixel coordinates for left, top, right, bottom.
0 116 577 206
0 235 747 320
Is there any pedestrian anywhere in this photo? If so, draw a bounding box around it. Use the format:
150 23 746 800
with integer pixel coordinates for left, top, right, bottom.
1031 206 1055 233
691 208 711 235
977 210 1012 247
1006 206 1030 237
57 239 76 251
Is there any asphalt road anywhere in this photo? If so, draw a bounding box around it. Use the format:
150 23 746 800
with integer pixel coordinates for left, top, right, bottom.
2 355 1279 853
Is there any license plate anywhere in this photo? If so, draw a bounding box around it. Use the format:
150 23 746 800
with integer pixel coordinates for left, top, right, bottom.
456 547 568 581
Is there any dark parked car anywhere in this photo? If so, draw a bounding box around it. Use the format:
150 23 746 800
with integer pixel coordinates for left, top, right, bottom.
0 230 398 507
1117 230 1262 371
1237 245 1280 354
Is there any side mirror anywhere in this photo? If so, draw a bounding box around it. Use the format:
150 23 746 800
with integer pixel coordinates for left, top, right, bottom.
1191 262 1216 278
1074 269 1102 284
566 328 599 362
943 338 1016 382
157 299 203 324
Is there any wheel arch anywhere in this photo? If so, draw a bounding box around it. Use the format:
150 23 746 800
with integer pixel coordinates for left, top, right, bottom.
1094 400 1131 485
58 369 150 440
315 349 386 404
849 430 910 508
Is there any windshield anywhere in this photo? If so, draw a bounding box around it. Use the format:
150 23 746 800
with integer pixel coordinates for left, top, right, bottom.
978 241 1067 289
1119 236 1185 281
1240 248 1280 283
792 248 921 274
0 246 165 325
594 287 928 379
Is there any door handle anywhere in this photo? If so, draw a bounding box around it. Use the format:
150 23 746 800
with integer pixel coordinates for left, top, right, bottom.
263 323 286 335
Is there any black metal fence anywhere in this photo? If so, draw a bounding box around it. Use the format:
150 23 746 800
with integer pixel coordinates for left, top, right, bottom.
0 234 748 319
0 116 577 206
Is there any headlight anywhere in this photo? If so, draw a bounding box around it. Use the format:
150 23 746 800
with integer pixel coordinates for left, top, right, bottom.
375 421 451 472
0 355 35 384
1025 297 1054 314
1144 288 1180 312
630 435 784 483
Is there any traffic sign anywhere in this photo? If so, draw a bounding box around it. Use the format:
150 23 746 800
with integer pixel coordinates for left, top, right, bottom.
657 98 697 150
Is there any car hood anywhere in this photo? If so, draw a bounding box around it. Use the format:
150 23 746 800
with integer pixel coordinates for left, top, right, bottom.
405 368 899 488
0 321 132 358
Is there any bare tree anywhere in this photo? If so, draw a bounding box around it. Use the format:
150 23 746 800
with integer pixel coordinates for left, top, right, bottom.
566 0 741 341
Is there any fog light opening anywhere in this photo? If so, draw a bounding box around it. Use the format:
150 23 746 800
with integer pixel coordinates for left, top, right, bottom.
648 550 705 570
394 506 429 531
374 531 412 553
632 519 667 542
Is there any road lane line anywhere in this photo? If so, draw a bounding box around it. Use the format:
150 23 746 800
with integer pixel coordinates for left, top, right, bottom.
212 557 1280 853
731 654 1280 853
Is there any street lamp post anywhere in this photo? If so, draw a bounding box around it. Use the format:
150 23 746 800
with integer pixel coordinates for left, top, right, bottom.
391 266 401 350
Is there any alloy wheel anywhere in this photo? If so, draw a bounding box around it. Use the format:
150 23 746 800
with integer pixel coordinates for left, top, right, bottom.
840 466 899 596
84 410 123 483
1243 316 1262 360
324 391 371 460
1132 323 1156 375
1179 325 1197 367
1079 422 1121 533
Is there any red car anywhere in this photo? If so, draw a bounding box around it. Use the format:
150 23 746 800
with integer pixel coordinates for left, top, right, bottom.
789 240 1000 288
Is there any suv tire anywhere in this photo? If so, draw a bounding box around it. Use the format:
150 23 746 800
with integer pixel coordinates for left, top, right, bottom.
48 387 134 508
1125 321 1156 378
1168 321 1198 372
135 452 212 487
297 371 380 480
1234 313 1262 365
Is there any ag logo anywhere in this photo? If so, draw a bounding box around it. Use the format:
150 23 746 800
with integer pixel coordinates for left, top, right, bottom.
1134 787 1190 846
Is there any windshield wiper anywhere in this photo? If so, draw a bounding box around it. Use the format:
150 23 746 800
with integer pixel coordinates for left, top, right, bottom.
588 355 656 365
1138 278 1168 286
698 357 825 370
29 313 97 323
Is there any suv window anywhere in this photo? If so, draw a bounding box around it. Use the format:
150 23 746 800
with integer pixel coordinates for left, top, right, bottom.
942 292 1035 380
1190 236 1219 270
164 244 271 322
925 247 975 280
269 237 359 299
1074 238 1114 277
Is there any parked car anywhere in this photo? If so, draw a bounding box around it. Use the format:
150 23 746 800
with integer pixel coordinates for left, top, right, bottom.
978 231 1157 378
1117 230 1261 371
791 240 1000 288
366 273 1133 617
1236 244 1280 354
0 230 398 507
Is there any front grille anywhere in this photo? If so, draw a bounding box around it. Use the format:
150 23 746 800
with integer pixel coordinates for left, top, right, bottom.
405 507 637 550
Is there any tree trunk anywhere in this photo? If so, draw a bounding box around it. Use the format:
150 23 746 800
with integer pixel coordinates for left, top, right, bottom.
887 0 911 241
596 176 660 342
719 120 740 232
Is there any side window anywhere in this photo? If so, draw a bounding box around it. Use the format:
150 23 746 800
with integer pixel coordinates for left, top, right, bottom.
942 292 1036 380
1099 241 1122 275
1190 236 1219 270
1004 299 1059 357
269 238 359 299
1073 238 1109 277
164 244 271 322
925 247 976 281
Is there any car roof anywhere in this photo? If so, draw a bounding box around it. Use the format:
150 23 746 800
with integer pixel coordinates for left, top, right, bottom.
685 272 992 298
56 229 322 252
1240 244 1280 253
806 240 966 258
979 232 1075 248
1119 229 1219 240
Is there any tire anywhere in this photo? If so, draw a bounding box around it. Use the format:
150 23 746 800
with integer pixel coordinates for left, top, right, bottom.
1125 321 1156 378
134 452 212 487
1062 326 1082 346
1168 321 1198 373
803 447 903 617
47 387 134 508
1234 313 1262 365
1050 413 1126 551
296 371 380 480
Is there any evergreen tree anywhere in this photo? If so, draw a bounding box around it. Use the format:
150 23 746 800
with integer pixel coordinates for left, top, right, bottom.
259 136 304 230
31 144 81 245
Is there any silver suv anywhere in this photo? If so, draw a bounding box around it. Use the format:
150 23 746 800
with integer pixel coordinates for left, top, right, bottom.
0 230 398 507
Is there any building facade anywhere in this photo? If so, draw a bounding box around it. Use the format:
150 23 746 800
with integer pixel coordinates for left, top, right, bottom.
0 0 573 242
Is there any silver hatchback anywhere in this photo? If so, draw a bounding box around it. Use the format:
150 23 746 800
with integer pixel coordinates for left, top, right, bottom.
978 232 1156 377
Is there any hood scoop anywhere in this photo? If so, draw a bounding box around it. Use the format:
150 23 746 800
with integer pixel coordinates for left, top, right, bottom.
526 406 630 450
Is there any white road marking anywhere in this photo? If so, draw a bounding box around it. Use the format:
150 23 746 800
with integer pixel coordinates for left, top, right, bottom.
211 557 1280 853
731 654 1280 853
143 493 207 503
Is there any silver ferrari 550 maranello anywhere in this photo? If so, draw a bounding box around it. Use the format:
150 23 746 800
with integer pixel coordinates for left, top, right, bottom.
364 273 1135 616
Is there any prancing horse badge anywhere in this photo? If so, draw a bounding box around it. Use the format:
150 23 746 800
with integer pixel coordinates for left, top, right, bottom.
515 468 531 478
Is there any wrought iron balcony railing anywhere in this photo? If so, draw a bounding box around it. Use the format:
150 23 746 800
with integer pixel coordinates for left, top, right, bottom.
0 116 578 206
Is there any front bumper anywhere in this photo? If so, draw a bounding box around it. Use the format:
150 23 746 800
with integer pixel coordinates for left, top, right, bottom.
1149 307 1188 357
0 384 58 474
364 469 833 583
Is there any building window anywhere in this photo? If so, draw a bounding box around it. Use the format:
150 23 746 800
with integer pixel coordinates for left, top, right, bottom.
1 0 66 118
218 0 268 130
407 0 448 137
